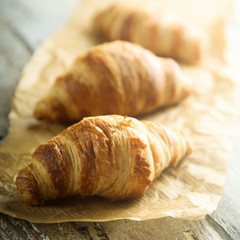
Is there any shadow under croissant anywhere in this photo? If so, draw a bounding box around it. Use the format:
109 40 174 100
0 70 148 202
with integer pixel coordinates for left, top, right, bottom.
134 103 179 120
30 100 182 128
25 118 69 136
2 194 146 223
18 161 185 207
5 157 191 223
43 195 139 208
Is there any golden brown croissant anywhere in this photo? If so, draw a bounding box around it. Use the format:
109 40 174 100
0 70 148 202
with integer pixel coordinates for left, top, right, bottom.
34 41 191 123
94 4 204 63
16 115 192 205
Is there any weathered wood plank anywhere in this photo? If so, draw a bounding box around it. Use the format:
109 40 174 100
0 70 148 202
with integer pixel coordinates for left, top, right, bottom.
99 218 190 240
0 18 31 139
0 213 41 240
30 221 112 240
0 0 77 139
0 210 237 240
31 221 91 240
0 0 77 50
208 121 240 240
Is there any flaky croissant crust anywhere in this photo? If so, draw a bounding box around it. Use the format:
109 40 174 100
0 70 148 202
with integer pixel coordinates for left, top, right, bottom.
34 41 191 123
16 115 191 205
94 4 204 63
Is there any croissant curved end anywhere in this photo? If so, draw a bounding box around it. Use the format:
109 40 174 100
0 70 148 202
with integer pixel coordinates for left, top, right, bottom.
15 166 44 206
34 99 51 119
33 98 68 123
186 137 193 155
182 131 193 155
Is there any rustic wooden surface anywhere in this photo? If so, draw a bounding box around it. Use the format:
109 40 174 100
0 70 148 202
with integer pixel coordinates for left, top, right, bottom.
0 0 240 239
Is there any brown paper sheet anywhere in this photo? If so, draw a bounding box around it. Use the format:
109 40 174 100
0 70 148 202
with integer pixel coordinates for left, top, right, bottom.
0 0 240 223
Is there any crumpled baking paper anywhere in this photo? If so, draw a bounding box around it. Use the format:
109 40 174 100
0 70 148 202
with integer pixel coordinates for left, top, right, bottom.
0 0 239 223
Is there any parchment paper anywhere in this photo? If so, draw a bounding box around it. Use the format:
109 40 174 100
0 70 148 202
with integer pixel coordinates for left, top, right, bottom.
0 0 240 223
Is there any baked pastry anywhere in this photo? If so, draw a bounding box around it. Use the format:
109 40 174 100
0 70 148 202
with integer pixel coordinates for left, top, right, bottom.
94 4 204 63
16 115 192 205
34 41 191 123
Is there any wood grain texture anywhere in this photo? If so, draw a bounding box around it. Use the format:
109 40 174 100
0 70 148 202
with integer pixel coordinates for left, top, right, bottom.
0 0 240 239
2 211 239 240
0 17 31 139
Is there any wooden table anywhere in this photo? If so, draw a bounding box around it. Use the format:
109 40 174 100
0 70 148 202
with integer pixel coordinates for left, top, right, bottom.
0 1 239 239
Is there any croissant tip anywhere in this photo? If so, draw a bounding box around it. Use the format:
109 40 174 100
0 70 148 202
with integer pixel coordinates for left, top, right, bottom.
21 190 44 206
186 139 193 155
33 98 69 123
182 131 193 155
15 167 44 206
33 99 49 120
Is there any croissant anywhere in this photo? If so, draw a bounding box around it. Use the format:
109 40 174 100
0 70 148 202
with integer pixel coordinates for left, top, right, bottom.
16 115 192 205
94 4 204 63
34 41 191 123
